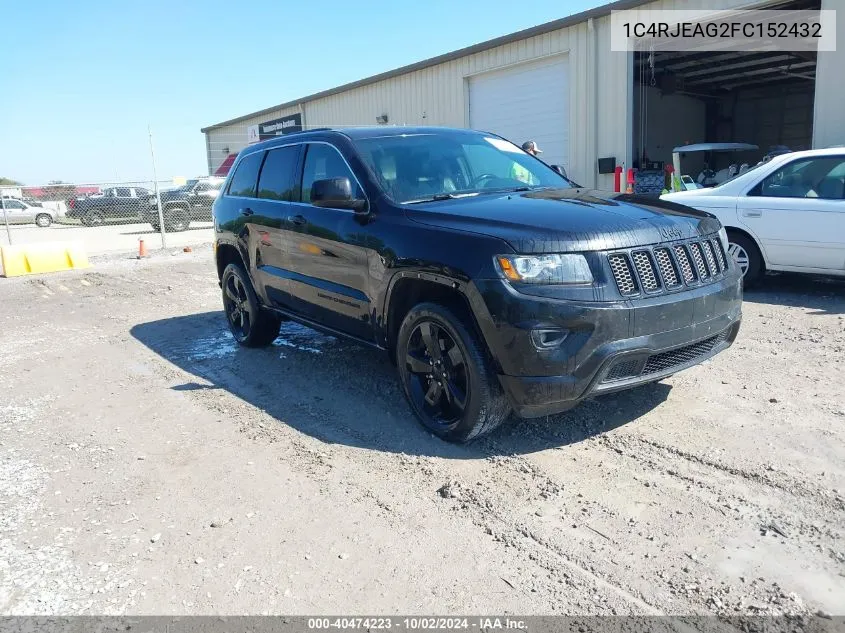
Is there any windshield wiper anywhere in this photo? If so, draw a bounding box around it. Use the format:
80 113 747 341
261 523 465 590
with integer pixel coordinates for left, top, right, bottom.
403 192 479 204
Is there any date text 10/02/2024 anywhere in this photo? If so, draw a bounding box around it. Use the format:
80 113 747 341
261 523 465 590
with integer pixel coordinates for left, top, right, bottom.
307 617 529 630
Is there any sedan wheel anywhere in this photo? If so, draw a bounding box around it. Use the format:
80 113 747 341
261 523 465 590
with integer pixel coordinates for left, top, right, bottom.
35 214 52 228
726 231 763 286
727 242 750 277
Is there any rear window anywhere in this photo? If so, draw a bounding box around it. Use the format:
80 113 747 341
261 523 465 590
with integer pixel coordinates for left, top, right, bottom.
228 152 264 198
257 145 301 201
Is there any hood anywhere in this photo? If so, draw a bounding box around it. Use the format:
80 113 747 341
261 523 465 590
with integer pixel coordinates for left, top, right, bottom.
404 188 722 253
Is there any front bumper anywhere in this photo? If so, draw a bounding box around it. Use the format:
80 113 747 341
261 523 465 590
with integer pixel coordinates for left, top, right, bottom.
469 272 742 418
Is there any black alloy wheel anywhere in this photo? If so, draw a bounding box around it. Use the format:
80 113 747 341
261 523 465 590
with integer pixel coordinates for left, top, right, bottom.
405 320 469 429
396 302 510 442
220 263 282 347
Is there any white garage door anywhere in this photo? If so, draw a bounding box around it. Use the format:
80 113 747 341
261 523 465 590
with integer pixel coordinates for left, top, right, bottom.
469 55 569 170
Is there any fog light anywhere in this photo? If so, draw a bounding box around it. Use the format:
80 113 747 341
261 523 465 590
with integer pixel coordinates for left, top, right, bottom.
530 328 569 349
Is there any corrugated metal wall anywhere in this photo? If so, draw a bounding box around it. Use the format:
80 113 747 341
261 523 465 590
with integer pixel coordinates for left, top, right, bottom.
812 0 845 150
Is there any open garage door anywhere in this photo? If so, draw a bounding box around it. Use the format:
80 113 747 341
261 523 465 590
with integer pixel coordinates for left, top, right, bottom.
631 0 820 193
468 56 569 170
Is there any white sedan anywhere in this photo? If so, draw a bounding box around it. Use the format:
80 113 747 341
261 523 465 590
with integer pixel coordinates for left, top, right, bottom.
661 147 845 284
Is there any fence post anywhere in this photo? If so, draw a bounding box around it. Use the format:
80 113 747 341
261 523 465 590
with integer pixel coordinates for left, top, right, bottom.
148 126 167 250
1 193 11 246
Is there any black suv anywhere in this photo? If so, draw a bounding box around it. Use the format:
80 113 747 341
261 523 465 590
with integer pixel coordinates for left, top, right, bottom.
140 177 224 231
212 127 742 443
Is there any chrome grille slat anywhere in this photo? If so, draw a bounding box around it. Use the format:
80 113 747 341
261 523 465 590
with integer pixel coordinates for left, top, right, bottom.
689 242 710 279
653 248 680 288
673 245 696 284
711 239 728 271
701 240 719 275
608 254 638 296
632 251 660 292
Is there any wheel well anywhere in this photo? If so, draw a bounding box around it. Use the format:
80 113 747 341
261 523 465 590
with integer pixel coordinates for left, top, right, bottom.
724 226 765 269
216 243 245 281
385 277 486 364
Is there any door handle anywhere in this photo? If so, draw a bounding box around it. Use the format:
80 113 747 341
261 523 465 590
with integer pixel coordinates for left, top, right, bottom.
288 214 307 226
240 208 254 217
742 210 762 218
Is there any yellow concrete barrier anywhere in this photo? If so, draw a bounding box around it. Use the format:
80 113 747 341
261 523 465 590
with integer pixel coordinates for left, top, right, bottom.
0 241 90 277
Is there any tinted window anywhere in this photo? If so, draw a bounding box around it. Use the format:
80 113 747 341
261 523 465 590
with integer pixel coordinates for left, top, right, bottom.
194 182 213 193
300 144 361 204
228 152 264 198
2 199 23 209
115 187 132 197
257 145 300 201
752 156 845 200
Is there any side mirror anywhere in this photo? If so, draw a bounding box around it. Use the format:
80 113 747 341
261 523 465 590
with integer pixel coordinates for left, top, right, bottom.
551 164 567 178
311 177 367 212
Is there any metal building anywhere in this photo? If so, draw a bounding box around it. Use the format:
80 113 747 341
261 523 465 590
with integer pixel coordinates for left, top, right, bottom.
201 0 843 190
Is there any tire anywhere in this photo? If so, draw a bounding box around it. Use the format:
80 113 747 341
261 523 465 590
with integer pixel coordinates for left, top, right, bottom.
221 263 281 348
35 214 52 228
83 210 105 227
164 207 190 232
396 302 511 443
150 221 161 233
726 231 763 286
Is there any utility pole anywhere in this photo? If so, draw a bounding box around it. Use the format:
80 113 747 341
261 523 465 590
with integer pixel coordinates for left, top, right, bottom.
148 126 167 249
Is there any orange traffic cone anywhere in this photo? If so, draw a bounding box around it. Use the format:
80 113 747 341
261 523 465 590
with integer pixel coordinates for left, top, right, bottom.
138 239 147 259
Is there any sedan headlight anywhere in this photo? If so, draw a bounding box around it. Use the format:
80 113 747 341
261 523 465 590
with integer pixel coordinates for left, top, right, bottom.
496 254 593 284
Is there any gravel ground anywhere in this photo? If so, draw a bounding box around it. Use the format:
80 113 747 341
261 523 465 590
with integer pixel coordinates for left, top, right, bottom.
0 247 843 616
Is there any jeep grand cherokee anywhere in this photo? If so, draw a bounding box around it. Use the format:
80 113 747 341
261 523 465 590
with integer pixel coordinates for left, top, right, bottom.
212 127 742 443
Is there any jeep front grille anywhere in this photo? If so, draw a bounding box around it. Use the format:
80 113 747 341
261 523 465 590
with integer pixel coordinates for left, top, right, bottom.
689 242 710 279
608 253 638 296
608 234 729 297
631 251 660 292
711 238 728 271
701 240 720 275
653 248 680 288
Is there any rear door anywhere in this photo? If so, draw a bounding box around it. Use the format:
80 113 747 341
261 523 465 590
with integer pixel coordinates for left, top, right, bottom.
736 155 845 271
285 142 374 341
249 144 303 309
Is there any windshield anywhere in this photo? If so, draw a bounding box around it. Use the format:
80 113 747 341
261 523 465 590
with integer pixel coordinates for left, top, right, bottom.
710 161 765 188
352 132 572 203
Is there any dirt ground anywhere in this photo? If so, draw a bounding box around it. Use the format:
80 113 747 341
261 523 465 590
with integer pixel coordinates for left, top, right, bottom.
0 246 843 616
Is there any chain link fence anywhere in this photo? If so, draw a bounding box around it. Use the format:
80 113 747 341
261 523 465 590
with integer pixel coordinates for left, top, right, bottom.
1 178 222 255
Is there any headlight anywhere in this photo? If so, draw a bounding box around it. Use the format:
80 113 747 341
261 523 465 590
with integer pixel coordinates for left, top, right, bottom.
496 254 593 284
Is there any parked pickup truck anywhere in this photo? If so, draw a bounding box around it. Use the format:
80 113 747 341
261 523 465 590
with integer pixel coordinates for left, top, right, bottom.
67 186 151 226
140 177 224 232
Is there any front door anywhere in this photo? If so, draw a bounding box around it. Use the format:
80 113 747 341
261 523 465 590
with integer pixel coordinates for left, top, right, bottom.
1 199 29 225
736 154 845 271
249 144 302 309
285 142 375 341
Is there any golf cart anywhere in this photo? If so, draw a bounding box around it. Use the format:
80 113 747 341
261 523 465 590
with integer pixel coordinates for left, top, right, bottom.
670 142 759 192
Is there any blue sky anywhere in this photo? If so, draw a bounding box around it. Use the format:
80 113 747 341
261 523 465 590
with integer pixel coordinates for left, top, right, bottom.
2 0 603 185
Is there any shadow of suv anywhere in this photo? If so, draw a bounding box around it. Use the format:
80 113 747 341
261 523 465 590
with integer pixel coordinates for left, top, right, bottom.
211 127 743 443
